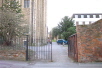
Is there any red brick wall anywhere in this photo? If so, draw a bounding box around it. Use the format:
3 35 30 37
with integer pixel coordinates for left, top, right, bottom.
0 50 26 61
77 19 102 62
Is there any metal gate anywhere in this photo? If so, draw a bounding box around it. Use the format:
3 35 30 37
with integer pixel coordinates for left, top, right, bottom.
25 38 52 61
68 33 78 62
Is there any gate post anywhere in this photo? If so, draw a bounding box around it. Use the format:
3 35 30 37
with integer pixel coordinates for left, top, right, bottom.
26 35 29 61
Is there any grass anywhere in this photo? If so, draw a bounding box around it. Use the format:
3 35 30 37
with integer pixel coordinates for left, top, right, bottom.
29 43 35 46
63 45 68 47
52 40 56 42
29 43 48 46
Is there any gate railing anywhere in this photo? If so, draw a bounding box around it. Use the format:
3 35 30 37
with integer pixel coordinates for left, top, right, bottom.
27 39 52 61
68 33 78 62
0 36 26 61
0 36 26 50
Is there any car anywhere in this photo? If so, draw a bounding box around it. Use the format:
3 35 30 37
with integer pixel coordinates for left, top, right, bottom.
57 39 68 45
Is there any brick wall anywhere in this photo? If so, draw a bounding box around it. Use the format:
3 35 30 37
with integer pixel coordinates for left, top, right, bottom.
77 19 102 62
0 50 26 61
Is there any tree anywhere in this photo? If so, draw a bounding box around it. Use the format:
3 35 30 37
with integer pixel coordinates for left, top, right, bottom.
52 16 76 40
59 16 76 40
0 0 26 46
52 27 60 39
0 0 21 13
62 26 76 40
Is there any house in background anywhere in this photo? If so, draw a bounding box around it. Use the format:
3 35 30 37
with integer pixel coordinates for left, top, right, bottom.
72 13 102 25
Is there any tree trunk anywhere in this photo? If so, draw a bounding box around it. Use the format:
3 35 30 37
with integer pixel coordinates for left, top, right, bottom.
3 41 12 46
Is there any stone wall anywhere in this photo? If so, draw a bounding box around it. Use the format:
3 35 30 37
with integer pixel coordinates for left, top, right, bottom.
0 50 26 61
77 19 102 62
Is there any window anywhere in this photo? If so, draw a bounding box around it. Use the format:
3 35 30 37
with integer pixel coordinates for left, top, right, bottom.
24 0 30 8
78 15 81 18
75 15 78 18
99 15 102 18
93 15 96 18
90 15 93 18
84 15 87 18
87 15 90 18
81 15 84 18
96 15 99 18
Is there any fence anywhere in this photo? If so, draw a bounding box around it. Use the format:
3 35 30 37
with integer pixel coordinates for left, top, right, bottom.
0 36 26 61
68 33 78 62
0 37 4 45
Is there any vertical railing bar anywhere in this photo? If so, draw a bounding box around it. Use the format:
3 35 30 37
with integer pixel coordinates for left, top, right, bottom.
37 39 39 59
40 39 43 59
39 39 40 60
34 40 35 60
41 39 42 60
29 36 30 61
44 40 45 60
26 38 30 60
51 40 52 62
38 39 40 60
38 39 39 59
48 42 49 60
32 38 33 60
48 40 50 60
36 39 38 59
46 41 47 60
43 41 46 60
48 41 50 60
36 40 38 59
39 40 40 60
39 38 42 59
34 39 36 60
40 39 41 59
36 40 37 60
50 42 51 60
38 38 40 59
34 39 37 60
45 41 46 60
47 42 48 60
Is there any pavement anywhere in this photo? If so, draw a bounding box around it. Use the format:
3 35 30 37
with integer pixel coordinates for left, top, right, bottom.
0 42 102 68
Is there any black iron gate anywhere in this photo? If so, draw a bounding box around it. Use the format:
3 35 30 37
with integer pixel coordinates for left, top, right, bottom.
25 38 52 61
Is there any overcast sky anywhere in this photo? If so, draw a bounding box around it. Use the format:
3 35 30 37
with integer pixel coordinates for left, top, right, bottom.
47 0 102 32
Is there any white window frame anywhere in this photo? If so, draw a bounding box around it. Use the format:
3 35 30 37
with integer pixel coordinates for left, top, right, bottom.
87 15 90 18
75 15 78 18
93 15 96 18
99 15 102 18
81 15 84 18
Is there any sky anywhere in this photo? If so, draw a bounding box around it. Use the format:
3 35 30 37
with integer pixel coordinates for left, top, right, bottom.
47 0 102 32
